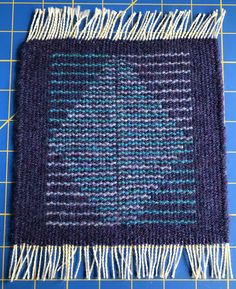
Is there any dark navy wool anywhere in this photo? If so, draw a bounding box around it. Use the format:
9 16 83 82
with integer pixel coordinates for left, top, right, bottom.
13 39 228 246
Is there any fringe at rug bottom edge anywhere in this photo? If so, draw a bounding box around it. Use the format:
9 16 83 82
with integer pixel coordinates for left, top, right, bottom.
9 243 233 280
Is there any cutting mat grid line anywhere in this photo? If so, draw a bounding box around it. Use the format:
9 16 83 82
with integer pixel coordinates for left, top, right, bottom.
0 0 236 288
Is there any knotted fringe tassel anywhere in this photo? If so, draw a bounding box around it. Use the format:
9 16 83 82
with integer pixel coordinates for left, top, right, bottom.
27 7 225 42
9 244 233 280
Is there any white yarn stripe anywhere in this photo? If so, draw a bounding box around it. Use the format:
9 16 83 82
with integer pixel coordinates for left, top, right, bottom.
129 61 191 67
46 195 151 204
48 136 193 147
102 69 191 75
47 145 186 157
47 162 117 167
50 127 193 138
46 202 143 210
52 52 190 58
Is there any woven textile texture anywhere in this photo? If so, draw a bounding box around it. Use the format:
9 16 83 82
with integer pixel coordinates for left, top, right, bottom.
14 39 228 246
9 7 232 280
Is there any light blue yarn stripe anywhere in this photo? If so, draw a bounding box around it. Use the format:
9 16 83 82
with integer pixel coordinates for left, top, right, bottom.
69 167 115 173
51 62 115 67
120 160 194 165
73 187 196 193
50 72 147 80
90 195 196 203
121 131 185 137
119 112 168 117
120 140 193 146
118 179 195 185
50 80 115 85
122 220 196 225
48 132 185 142
73 177 195 184
54 145 193 153
48 114 169 122
55 147 117 153
64 156 116 161
117 122 178 128
75 176 116 181
55 148 193 155
80 187 114 191
48 122 177 129
48 118 117 123
51 53 111 58
122 169 195 175
119 189 196 195
49 137 116 143
121 149 194 156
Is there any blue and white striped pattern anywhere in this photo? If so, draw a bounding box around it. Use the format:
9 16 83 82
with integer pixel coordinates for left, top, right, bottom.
46 52 196 227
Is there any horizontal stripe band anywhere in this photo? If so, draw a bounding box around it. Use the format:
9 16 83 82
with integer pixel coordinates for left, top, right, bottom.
46 219 196 226
46 199 196 207
51 52 190 58
50 69 191 76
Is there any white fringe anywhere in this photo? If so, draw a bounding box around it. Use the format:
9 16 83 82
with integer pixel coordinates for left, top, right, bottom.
27 7 225 42
9 243 233 280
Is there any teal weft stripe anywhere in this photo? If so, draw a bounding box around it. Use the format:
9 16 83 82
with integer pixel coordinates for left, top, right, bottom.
51 71 105 76
51 62 115 67
49 90 115 95
49 108 117 113
49 128 116 133
50 99 115 104
50 80 115 85
91 200 196 206
51 53 111 58
122 220 197 225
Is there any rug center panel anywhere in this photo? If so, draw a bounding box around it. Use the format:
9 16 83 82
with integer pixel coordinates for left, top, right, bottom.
46 51 197 227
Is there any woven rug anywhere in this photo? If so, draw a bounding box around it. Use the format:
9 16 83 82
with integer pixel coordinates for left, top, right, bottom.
10 7 233 280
